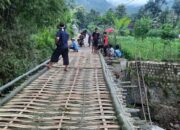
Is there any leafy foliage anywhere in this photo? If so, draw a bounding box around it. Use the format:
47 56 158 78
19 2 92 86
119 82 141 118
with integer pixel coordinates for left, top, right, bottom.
74 4 127 30
113 17 131 35
142 0 167 18
112 17 131 45
74 6 87 29
161 24 176 40
134 17 152 40
0 0 11 10
115 5 126 19
148 29 162 37
0 0 70 85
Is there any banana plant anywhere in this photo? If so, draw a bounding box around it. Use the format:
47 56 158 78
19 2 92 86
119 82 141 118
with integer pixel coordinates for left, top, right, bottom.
113 17 131 44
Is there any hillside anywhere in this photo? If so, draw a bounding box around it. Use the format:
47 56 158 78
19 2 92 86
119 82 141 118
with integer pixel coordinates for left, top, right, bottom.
75 0 174 14
75 0 141 14
75 0 114 13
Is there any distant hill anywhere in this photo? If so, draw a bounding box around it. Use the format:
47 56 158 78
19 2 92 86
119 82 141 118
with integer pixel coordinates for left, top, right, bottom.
126 5 140 15
75 0 114 13
75 0 113 13
75 0 174 14
75 0 141 14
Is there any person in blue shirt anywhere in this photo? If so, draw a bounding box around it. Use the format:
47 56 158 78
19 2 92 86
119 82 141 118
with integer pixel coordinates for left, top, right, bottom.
47 23 69 71
114 45 122 58
70 38 79 52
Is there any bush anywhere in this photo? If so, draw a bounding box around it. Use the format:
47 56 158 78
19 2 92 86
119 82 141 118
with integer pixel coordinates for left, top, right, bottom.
0 27 56 86
0 0 70 86
134 17 152 40
161 24 176 40
148 29 162 37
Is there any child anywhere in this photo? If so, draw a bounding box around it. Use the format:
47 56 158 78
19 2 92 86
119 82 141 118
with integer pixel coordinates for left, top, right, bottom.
107 44 115 57
114 45 122 58
70 38 79 52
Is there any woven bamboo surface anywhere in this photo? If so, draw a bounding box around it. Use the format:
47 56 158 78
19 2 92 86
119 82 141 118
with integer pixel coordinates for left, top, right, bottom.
0 48 120 130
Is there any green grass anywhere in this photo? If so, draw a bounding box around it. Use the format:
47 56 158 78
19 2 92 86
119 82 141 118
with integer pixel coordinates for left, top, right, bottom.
109 36 180 62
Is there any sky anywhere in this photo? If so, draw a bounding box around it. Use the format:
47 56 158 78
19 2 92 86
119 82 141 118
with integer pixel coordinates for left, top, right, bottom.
106 0 149 6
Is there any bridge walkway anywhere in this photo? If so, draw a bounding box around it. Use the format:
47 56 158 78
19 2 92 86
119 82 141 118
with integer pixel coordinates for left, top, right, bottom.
0 48 120 130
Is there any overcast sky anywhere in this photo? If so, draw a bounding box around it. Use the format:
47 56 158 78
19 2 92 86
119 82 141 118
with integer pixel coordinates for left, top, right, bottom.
106 0 149 6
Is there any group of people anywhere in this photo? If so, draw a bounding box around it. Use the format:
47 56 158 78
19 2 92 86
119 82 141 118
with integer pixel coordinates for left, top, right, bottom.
90 28 123 59
108 44 123 58
47 23 123 70
69 30 90 52
77 30 90 47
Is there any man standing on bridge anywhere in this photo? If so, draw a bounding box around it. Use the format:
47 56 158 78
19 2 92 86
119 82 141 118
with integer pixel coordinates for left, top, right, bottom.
47 23 69 71
92 28 100 53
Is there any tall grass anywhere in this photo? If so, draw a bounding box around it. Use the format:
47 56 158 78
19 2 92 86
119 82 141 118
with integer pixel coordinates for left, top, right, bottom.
109 36 180 62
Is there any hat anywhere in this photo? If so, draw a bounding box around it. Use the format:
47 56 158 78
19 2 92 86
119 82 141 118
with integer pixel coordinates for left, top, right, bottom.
57 23 65 29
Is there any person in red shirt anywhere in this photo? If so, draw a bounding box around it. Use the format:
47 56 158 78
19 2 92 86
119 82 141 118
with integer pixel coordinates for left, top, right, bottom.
103 32 108 56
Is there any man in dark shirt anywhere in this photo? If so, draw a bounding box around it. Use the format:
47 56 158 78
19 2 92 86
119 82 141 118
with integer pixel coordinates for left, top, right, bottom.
92 28 100 53
47 23 69 71
88 33 91 47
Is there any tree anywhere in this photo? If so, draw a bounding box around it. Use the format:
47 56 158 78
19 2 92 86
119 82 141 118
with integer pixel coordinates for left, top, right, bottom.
103 8 115 26
87 9 100 25
0 0 70 85
172 0 180 23
159 7 169 24
0 0 11 9
140 0 167 18
87 22 97 32
115 4 126 19
0 0 69 29
74 6 87 29
134 17 152 41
